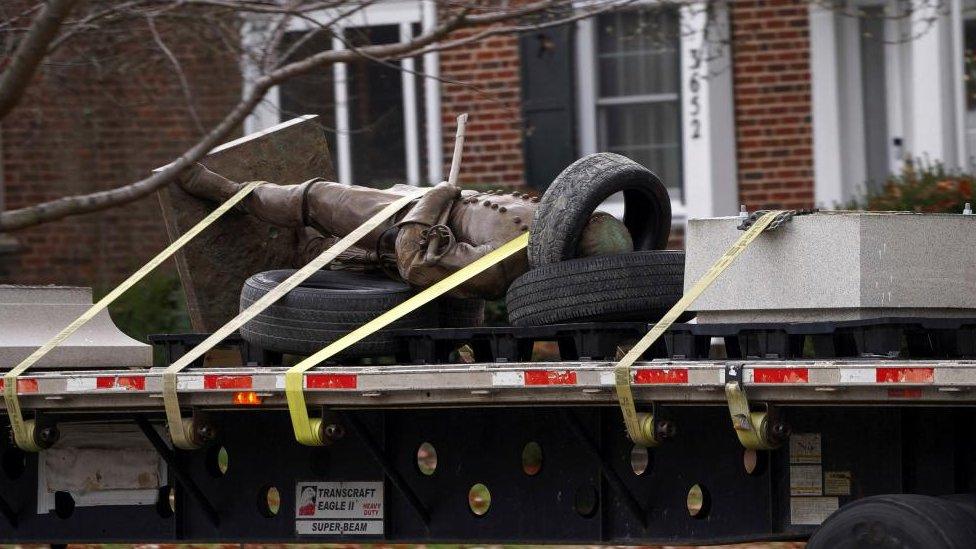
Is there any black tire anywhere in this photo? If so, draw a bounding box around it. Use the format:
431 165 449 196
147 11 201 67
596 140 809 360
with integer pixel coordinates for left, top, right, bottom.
240 270 435 358
506 251 684 326
808 494 976 549
437 296 485 327
528 153 672 268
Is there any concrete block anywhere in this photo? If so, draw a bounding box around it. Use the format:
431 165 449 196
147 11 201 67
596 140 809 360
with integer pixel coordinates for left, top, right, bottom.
685 212 976 323
0 285 152 369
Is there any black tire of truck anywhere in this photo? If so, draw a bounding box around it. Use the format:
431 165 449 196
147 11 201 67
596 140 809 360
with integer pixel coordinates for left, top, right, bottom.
506 251 685 326
528 152 672 269
239 270 437 358
807 494 976 549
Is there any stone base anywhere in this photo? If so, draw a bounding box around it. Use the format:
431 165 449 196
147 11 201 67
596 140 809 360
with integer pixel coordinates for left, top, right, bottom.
685 212 976 323
0 286 151 369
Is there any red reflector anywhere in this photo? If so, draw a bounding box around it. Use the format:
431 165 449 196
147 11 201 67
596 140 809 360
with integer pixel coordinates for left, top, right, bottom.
634 368 688 384
96 376 146 390
306 373 358 389
203 375 252 390
752 368 809 384
0 379 38 393
524 370 577 385
888 388 923 398
233 391 263 405
876 368 934 383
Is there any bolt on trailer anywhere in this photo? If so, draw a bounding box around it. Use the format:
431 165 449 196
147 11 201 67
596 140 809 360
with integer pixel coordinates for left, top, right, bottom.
5 118 976 548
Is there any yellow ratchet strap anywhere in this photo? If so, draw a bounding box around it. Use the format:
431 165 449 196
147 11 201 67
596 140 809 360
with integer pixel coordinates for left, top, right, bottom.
286 232 530 446
163 189 428 450
612 211 784 447
3 181 264 452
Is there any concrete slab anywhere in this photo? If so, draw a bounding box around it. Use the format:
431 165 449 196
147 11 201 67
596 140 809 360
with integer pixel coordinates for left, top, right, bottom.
685 211 976 323
0 285 151 369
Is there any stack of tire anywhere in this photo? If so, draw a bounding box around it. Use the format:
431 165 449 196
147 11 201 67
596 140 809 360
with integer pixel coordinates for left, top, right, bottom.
506 153 685 326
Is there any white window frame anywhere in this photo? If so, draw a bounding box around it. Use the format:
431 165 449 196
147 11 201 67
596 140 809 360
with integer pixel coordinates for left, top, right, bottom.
575 0 738 222
242 0 443 186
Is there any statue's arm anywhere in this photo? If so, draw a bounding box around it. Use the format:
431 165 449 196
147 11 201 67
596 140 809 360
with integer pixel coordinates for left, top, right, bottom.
394 182 507 298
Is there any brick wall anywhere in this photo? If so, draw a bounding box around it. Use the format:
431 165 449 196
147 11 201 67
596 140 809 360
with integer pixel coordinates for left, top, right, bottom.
0 13 242 288
438 25 525 187
730 0 815 210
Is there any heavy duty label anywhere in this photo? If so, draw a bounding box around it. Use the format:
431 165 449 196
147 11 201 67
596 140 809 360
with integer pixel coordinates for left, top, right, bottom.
295 481 384 536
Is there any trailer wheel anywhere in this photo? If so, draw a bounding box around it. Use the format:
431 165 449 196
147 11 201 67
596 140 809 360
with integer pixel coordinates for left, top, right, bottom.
808 494 976 549
240 270 436 358
528 153 672 268
505 251 685 326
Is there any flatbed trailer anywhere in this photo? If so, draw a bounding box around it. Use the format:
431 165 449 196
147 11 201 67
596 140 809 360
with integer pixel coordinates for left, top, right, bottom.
4 343 976 545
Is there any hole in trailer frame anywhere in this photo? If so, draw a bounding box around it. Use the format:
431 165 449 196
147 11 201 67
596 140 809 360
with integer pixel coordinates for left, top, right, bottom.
687 483 711 519
258 485 281 518
522 441 543 476
205 445 229 477
54 490 75 519
630 445 650 476
468 483 491 516
156 485 176 518
417 442 437 476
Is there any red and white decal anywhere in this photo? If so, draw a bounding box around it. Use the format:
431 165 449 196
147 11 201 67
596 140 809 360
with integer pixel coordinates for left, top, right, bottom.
492 370 577 387
748 367 809 384
66 375 147 392
0 378 38 394
633 368 689 384
305 373 358 390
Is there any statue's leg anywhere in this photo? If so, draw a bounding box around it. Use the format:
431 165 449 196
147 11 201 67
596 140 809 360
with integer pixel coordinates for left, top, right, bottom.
178 163 310 228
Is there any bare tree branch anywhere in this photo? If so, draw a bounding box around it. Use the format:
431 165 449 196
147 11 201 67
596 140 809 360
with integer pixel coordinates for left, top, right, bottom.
0 0 573 231
0 0 79 120
146 14 206 135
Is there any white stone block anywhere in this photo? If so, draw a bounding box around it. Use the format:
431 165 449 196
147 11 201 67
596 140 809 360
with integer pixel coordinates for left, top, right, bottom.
0 285 152 369
685 212 976 323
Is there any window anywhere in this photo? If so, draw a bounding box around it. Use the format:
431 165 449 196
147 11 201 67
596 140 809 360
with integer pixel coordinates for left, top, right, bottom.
244 1 442 187
576 3 737 220
594 9 682 199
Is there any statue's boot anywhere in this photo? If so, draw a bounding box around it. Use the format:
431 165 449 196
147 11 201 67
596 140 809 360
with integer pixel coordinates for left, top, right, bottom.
177 163 243 202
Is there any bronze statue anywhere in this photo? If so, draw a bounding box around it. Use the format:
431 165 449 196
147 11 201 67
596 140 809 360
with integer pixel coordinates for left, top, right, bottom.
177 164 633 299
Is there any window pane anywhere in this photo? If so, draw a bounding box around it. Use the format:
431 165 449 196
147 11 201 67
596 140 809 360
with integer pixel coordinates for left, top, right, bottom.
278 31 337 164
598 102 681 196
346 25 406 188
597 9 679 97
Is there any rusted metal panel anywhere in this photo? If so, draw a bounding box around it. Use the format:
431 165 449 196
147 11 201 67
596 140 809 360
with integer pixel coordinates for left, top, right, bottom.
157 115 334 331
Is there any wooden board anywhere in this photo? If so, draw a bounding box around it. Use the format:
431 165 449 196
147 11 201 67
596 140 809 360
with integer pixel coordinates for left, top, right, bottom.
157 115 334 331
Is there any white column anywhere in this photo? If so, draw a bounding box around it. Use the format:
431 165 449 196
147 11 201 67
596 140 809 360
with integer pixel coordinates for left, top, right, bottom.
332 35 353 185
679 2 737 219
951 0 968 167
421 0 443 184
908 2 956 166
400 22 421 185
809 3 844 207
575 18 598 156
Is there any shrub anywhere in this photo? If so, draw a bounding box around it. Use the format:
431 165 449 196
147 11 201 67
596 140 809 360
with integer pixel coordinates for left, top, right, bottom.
854 158 974 214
